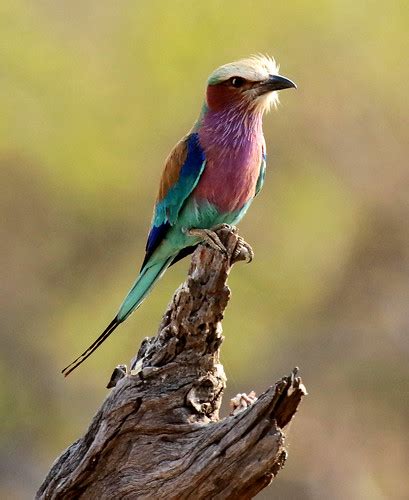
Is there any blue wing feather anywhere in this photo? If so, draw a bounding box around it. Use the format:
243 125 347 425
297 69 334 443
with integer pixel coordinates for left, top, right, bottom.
154 133 205 225
141 133 206 269
141 222 171 270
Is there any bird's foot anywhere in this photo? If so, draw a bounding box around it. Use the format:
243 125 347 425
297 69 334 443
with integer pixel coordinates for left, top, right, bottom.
232 236 254 263
211 223 238 234
187 228 227 256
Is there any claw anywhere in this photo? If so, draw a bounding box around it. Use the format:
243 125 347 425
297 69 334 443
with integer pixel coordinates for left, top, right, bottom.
232 236 254 263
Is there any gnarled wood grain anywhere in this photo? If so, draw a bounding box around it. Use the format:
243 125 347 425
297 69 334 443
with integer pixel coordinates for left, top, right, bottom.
37 228 307 499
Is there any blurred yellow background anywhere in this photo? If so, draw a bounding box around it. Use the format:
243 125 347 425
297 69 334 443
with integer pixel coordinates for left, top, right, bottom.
1 1 409 498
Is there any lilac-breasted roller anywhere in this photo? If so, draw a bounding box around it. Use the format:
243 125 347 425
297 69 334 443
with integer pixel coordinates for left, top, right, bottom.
62 55 296 376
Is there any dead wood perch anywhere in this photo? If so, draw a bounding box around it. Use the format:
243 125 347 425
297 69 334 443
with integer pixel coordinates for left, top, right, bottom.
37 228 307 499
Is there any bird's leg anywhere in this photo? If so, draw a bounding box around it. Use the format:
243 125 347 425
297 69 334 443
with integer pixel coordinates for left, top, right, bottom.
232 236 254 263
186 228 228 256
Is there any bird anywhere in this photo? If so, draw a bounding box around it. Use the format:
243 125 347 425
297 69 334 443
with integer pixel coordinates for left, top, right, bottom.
62 55 296 376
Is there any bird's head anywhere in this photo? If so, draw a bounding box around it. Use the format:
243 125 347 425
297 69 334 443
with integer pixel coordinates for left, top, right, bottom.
206 55 296 114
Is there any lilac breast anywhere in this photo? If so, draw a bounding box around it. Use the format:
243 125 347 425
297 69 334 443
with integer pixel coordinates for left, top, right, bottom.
195 107 264 213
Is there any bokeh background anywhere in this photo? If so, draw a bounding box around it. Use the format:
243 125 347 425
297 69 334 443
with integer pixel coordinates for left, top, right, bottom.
2 1 409 498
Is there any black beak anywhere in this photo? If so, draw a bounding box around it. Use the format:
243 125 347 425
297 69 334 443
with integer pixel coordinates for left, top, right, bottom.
259 74 297 94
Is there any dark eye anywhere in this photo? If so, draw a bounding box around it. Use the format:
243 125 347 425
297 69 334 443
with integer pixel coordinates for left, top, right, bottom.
230 77 245 88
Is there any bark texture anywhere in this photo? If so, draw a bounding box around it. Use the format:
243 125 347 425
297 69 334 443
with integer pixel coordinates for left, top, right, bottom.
37 228 307 499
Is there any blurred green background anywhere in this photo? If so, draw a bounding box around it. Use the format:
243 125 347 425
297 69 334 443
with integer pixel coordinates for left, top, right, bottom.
1 1 409 498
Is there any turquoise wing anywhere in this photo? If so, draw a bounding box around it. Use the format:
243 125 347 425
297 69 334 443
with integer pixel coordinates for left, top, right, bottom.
141 132 206 269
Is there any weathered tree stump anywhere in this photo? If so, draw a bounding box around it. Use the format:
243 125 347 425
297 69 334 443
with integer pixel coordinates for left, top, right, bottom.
37 228 307 499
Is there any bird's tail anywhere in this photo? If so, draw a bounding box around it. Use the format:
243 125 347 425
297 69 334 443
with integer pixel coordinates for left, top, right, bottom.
62 258 173 377
117 257 174 321
62 317 121 377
